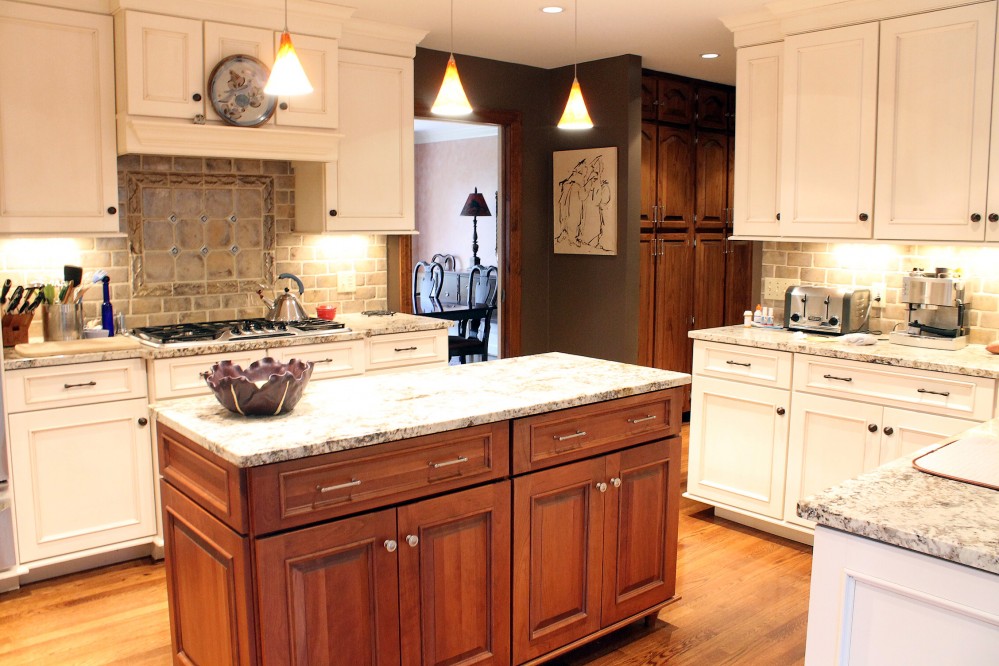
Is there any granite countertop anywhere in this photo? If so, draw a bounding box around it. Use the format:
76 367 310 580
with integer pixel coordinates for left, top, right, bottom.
152 352 691 468
798 419 999 575
2 312 450 370
689 325 999 378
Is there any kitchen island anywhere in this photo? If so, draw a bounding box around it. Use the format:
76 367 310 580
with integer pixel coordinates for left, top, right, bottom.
152 353 690 665
798 420 999 665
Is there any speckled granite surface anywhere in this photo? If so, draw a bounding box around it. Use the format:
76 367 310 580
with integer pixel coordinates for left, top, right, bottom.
690 325 999 378
152 352 691 468
2 313 449 370
798 419 999 575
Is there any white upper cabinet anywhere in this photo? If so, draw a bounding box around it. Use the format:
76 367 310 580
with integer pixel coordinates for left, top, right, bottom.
733 42 782 237
203 22 273 124
273 33 339 130
0 1 118 234
874 3 996 242
119 12 203 119
780 23 879 239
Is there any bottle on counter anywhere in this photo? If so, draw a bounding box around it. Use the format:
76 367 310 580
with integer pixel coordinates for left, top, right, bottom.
101 275 114 337
743 310 753 328
766 307 774 326
753 304 763 324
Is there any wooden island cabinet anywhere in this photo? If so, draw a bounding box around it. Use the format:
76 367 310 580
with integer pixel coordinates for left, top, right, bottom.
156 374 683 666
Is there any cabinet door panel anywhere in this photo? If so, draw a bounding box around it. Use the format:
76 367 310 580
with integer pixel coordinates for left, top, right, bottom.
602 439 680 625
879 408 974 465
693 233 726 332
398 482 511 666
781 23 878 238
513 457 604 663
724 239 754 325
658 78 694 125
275 32 338 129
687 376 790 518
638 233 656 367
203 23 274 124
875 3 995 241
121 12 203 119
695 132 729 230
652 237 694 375
656 127 694 231
10 399 155 562
785 393 881 527
255 508 400 665
641 122 657 226
696 85 730 130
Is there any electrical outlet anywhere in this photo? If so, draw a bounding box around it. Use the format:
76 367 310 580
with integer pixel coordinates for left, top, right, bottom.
763 278 797 301
338 270 356 293
871 282 886 308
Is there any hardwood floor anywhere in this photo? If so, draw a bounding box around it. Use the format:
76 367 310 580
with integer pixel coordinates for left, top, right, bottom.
0 426 812 665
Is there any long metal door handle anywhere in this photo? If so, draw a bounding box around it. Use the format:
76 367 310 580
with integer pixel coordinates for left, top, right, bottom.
627 415 657 424
316 479 361 493
64 380 97 389
429 456 468 469
394 346 418 352
917 388 950 397
725 360 751 367
554 430 587 442
823 374 853 382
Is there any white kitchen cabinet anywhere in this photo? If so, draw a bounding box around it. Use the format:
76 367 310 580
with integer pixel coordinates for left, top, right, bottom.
9 398 155 563
151 350 263 400
733 41 782 237
0 1 119 234
293 50 415 233
687 375 790 519
877 406 973 466
273 32 339 130
203 22 274 123
266 339 364 382
873 3 996 242
365 329 448 373
779 23 879 239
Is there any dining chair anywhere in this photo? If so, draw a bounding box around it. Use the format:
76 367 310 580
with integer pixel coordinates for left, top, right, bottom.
431 253 457 271
449 265 498 363
412 260 444 313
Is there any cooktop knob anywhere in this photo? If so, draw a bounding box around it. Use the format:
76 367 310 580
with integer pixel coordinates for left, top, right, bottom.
277 322 288 330
230 326 243 336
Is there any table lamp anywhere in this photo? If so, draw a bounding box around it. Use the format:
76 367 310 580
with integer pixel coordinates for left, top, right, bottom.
460 187 492 266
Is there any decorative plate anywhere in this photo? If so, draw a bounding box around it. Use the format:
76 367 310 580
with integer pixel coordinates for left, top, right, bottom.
208 55 276 127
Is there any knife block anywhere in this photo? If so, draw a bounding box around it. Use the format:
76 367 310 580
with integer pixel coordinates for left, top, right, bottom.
2 312 33 347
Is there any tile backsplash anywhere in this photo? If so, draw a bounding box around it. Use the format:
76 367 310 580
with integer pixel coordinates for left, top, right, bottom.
762 241 999 344
0 155 387 337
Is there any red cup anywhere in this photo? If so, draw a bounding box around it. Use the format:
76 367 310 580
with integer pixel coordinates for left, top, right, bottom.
316 304 337 320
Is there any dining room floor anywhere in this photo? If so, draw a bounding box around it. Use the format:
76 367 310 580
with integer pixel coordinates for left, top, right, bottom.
0 425 813 665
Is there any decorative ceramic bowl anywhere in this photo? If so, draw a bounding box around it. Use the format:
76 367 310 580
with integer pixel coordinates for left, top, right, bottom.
203 357 314 416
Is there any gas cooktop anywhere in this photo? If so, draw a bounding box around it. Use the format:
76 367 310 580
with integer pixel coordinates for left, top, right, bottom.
131 317 348 347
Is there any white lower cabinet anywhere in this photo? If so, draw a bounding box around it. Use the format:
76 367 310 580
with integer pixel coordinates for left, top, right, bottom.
9 398 155 563
687 375 789 519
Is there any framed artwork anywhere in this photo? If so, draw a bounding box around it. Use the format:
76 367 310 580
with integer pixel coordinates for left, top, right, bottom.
553 147 617 255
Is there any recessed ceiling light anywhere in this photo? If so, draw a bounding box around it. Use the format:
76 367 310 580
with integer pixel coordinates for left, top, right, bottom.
701 53 720 59
541 6 564 13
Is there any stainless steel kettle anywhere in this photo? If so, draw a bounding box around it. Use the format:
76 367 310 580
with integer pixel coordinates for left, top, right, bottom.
258 273 308 322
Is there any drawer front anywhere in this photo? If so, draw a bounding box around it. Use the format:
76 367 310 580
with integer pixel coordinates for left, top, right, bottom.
6 358 147 412
512 389 682 474
366 330 447 371
793 355 996 421
152 351 261 400
249 421 509 533
693 341 792 389
268 340 364 381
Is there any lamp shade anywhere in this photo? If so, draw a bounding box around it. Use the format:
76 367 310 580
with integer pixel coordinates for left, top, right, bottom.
264 32 313 96
557 76 594 130
432 54 473 116
460 188 491 217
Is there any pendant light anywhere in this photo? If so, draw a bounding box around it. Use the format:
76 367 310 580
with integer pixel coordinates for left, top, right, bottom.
264 0 313 96
431 0 473 116
557 0 593 130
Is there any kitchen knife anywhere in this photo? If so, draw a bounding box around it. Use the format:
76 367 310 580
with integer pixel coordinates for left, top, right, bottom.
18 287 38 313
23 291 45 313
0 279 11 305
5 286 23 314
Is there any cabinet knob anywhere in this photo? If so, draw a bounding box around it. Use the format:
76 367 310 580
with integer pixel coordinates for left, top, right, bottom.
990 213 999 223
610 477 622 488
776 407 785 416
107 206 117 215
279 102 288 110
868 423 878 433
406 534 419 548
137 417 148 426
971 213 982 223
329 209 338 217
192 93 202 102
859 213 869 222
384 539 397 553
596 482 608 493
776 212 781 221
883 426 894 436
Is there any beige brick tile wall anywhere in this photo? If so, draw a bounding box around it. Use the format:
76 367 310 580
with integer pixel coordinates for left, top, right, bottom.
762 241 999 345
0 156 387 339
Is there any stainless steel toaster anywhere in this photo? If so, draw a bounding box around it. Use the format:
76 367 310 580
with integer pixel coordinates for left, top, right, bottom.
783 285 871 334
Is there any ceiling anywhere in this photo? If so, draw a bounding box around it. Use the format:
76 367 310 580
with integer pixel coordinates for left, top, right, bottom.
341 1 771 85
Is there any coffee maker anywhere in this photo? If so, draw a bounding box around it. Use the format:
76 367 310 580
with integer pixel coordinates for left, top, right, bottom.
888 268 970 350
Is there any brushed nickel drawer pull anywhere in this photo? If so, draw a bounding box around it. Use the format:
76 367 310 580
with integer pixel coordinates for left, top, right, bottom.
394 346 418 352
917 388 950 397
316 358 334 364
64 380 97 389
554 430 587 442
429 456 468 469
317 479 361 493
627 415 657 424
725 360 751 367
823 374 853 382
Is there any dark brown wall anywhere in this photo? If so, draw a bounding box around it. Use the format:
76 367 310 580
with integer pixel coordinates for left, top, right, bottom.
413 49 642 362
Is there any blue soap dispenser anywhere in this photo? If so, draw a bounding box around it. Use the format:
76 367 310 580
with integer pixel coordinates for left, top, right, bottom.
101 275 114 337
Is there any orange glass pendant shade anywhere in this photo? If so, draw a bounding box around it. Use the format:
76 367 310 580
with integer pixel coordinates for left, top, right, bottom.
264 31 313 96
431 54 473 116
558 76 593 129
